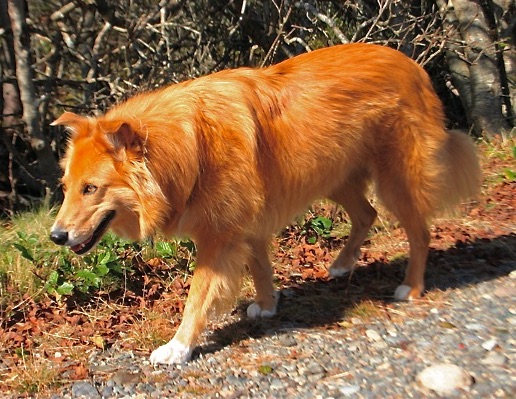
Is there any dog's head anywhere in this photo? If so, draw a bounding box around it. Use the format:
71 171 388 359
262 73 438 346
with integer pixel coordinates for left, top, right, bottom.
50 112 160 254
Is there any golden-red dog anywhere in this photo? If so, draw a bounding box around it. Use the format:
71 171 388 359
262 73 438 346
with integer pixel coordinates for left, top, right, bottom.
50 43 480 364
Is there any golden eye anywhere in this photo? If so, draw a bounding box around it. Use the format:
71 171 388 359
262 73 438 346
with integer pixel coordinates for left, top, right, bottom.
83 184 98 195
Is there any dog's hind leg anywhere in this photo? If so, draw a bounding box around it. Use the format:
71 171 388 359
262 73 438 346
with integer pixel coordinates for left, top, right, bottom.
390 209 430 300
374 169 431 300
328 174 377 278
246 238 279 318
150 241 247 364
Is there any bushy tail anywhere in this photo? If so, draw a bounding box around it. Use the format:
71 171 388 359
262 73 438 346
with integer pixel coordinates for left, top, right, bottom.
440 130 481 208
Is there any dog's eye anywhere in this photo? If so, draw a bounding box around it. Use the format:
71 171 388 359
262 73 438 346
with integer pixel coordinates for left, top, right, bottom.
83 184 98 195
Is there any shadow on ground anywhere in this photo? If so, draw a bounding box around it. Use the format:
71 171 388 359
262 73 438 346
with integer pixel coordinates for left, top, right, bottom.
202 233 516 356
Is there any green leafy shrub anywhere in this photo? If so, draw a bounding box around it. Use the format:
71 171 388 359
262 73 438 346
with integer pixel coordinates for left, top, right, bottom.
12 229 133 298
302 216 333 244
0 206 201 304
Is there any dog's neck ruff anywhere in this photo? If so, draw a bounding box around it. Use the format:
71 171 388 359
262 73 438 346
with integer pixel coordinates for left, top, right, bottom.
127 159 169 239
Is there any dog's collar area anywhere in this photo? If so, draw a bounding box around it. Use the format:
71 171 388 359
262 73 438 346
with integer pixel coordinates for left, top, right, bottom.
71 210 116 255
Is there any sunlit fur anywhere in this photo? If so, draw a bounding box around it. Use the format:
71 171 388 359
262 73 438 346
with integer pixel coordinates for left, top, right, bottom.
51 43 481 363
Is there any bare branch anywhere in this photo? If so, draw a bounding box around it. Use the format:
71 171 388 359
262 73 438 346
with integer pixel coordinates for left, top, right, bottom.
296 2 349 44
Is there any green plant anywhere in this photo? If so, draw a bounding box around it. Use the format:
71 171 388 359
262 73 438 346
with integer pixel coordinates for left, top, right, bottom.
0 204 200 304
154 241 177 258
504 145 516 181
154 239 196 274
504 168 516 181
302 216 333 244
258 364 273 375
7 213 134 298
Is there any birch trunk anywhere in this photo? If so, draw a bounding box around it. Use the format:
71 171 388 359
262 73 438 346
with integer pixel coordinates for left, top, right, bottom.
451 0 511 137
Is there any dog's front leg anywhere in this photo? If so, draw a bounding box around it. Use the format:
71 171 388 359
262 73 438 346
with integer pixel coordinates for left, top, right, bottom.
149 264 217 364
150 242 245 365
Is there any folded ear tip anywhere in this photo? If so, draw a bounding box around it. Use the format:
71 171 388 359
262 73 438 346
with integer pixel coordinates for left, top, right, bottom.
51 111 83 127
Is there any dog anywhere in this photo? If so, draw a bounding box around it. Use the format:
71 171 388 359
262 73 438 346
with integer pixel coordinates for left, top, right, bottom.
50 43 481 364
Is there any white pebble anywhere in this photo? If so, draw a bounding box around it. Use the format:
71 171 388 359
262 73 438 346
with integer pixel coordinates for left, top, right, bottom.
417 364 473 395
465 323 486 331
385 323 397 337
481 338 498 351
347 343 359 352
338 384 360 396
365 329 383 342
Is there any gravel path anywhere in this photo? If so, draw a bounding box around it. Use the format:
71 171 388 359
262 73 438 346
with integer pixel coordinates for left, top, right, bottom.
42 263 515 399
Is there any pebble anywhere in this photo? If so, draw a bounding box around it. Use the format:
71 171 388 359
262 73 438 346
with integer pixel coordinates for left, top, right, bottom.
278 334 298 347
101 385 114 398
465 322 486 331
365 329 382 342
270 378 285 390
111 370 142 385
337 384 361 396
481 338 498 351
306 361 325 375
417 363 473 395
70 381 100 398
481 352 507 365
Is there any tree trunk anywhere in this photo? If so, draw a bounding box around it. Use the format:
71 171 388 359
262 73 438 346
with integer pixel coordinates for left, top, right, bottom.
437 0 474 123
1 0 25 207
7 0 60 193
452 0 511 137
491 0 516 131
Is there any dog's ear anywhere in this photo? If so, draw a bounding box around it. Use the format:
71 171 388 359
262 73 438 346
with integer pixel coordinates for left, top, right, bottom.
102 121 144 161
51 112 88 136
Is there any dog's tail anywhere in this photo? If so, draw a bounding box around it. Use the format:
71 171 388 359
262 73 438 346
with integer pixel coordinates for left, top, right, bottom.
373 127 480 219
439 130 481 209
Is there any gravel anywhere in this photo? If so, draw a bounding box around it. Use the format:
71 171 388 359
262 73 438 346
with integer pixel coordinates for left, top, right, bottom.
40 271 515 398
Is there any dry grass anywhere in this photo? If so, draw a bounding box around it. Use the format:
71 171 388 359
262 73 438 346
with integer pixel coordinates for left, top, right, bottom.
119 306 179 352
345 299 388 321
0 350 63 394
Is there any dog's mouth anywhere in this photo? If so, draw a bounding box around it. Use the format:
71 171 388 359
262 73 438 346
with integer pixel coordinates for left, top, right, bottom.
71 211 116 255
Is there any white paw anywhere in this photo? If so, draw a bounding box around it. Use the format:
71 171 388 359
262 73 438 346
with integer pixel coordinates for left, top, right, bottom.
329 250 359 278
149 338 193 365
328 265 353 278
394 284 413 301
247 291 279 319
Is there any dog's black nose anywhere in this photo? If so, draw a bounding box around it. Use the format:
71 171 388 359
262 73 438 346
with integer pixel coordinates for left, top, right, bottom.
50 229 69 245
